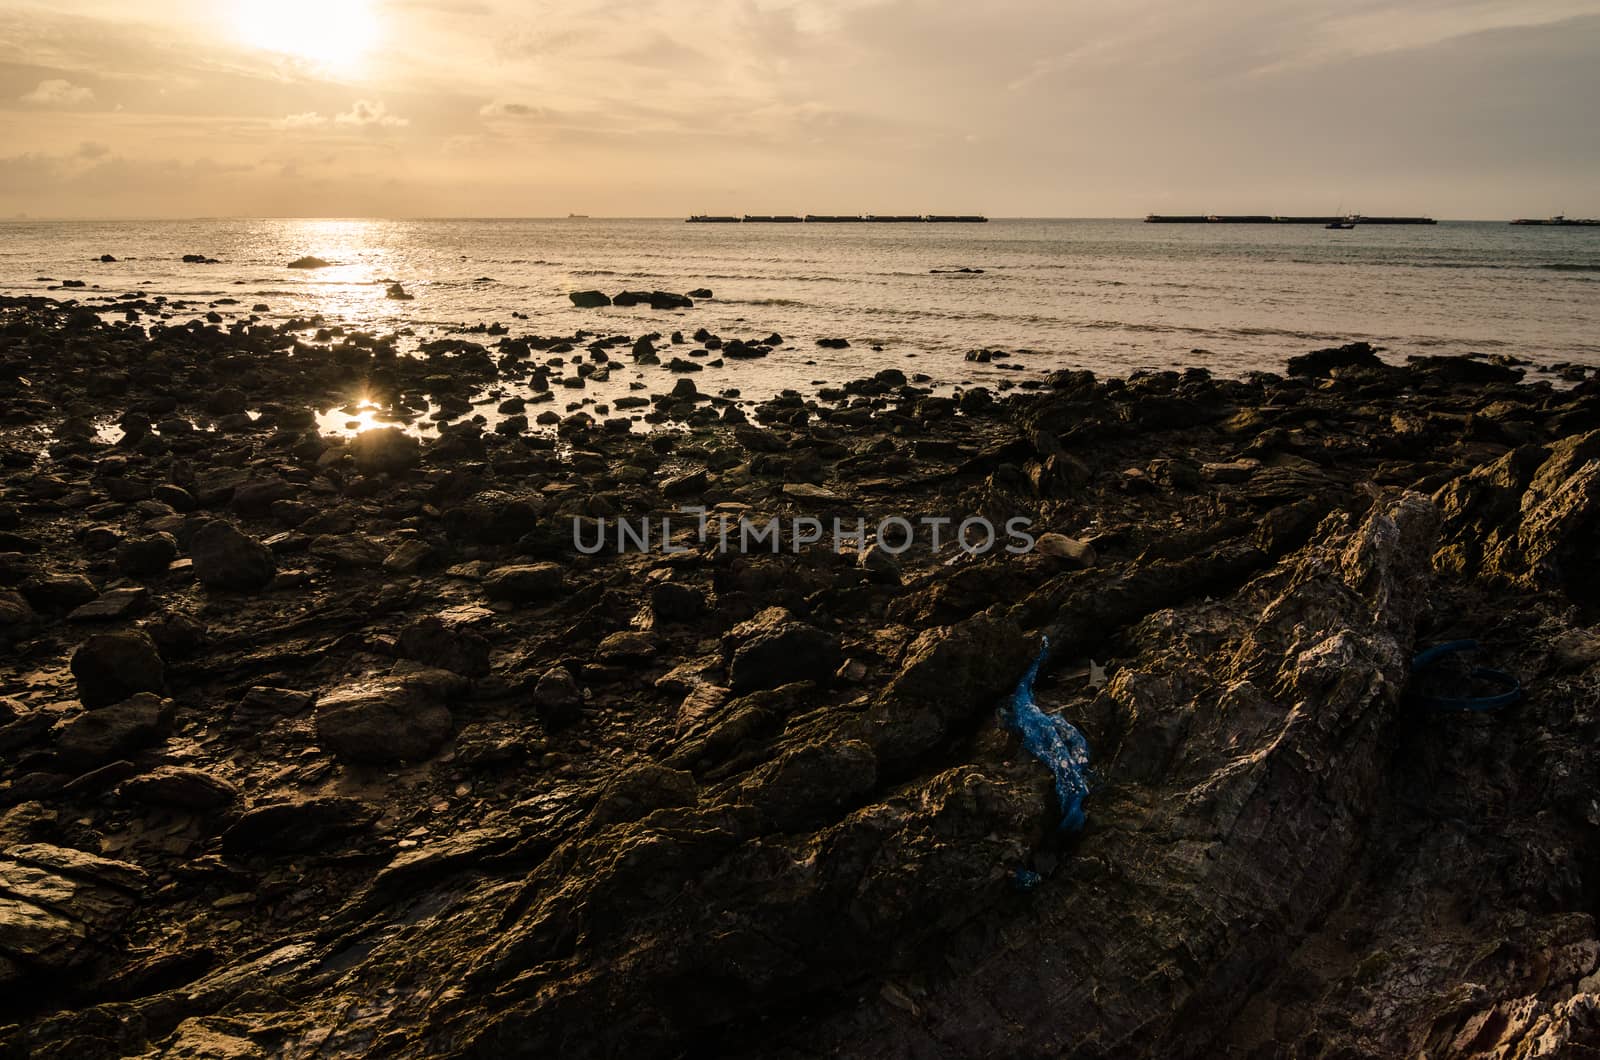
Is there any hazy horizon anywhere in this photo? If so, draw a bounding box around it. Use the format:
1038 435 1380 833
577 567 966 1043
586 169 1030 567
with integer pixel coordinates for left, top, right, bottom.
3 0 1598 220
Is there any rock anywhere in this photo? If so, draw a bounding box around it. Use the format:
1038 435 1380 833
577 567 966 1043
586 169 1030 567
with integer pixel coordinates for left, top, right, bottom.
597 631 656 661
71 631 164 708
650 582 705 623
53 692 174 768
287 256 331 269
66 586 150 622
727 607 842 693
442 491 543 545
0 844 145 975
190 521 277 593
588 764 698 826
687 288 713 299
483 563 565 602
0 590 34 636
1285 341 1383 377
532 665 583 729
817 338 850 349
383 539 436 574
569 291 612 308
661 470 708 497
309 534 388 569
397 616 491 678
349 427 421 474
117 766 240 810
385 282 415 301
858 544 903 585
20 573 99 612
1201 458 1261 484
115 533 178 577
1035 533 1097 568
314 675 455 763
221 797 377 855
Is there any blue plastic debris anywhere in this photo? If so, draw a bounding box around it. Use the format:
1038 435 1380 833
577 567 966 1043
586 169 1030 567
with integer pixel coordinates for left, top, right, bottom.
1409 639 1521 712
1006 637 1091 832
1013 868 1043 892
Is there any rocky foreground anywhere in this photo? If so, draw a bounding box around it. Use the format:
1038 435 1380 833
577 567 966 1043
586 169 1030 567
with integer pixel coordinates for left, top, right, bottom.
2 294 1600 1058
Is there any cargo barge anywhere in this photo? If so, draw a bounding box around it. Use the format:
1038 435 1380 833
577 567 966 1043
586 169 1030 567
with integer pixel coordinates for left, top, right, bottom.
686 214 989 223
1510 215 1600 226
1144 214 1436 225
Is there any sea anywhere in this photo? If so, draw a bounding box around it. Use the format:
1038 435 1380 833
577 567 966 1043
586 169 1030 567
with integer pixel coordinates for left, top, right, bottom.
2 218 1597 422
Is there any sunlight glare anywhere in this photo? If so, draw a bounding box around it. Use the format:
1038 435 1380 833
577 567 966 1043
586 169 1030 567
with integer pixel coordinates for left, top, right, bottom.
234 0 379 73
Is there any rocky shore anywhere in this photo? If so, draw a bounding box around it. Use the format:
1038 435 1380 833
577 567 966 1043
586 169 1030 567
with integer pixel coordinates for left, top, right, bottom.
2 292 1600 1058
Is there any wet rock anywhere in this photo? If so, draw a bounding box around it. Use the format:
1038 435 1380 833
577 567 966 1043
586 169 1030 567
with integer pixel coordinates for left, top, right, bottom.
1286 341 1383 377
190 520 276 593
221 796 377 855
114 532 178 578
350 427 421 475
314 675 455 764
588 763 698 826
286 256 331 269
309 534 387 569
383 538 436 574
816 338 850 349
569 291 612 308
727 607 842 692
53 693 174 768
687 288 713 299
858 544 903 585
484 563 565 603
117 766 240 810
71 630 164 708
597 630 656 662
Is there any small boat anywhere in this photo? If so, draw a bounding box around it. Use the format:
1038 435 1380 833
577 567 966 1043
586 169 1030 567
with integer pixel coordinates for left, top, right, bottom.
1325 221 1355 230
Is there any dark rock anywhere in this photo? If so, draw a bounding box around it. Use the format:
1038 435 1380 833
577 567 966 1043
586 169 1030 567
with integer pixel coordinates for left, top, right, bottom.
1285 341 1383 377
314 674 456 764
397 616 491 678
117 766 240 810
532 665 583 729
53 692 174 768
287 256 332 269
114 533 178 578
350 428 421 475
569 291 612 308
190 520 277 592
727 607 842 693
484 563 565 602
221 797 377 855
71 631 164 708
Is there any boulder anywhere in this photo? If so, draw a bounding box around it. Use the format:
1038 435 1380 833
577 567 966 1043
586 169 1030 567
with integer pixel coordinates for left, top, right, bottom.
397 615 491 678
114 532 178 578
71 631 164 708
483 563 565 602
569 291 612 308
726 607 842 692
349 427 421 475
117 766 240 810
532 665 583 729
221 797 377 855
287 256 331 269
53 692 174 768
314 675 455 764
190 521 276 593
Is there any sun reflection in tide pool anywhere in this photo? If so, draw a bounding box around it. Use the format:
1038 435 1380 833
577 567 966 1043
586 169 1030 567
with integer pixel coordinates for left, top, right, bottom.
315 397 431 439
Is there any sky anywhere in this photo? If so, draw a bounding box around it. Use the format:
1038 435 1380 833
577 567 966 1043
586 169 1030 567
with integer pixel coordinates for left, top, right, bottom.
0 0 1597 219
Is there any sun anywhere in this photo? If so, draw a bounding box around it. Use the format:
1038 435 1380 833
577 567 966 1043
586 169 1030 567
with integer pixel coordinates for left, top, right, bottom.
234 0 379 73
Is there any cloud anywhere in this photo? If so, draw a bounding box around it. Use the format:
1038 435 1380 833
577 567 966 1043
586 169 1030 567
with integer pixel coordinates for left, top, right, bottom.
479 100 541 118
277 111 330 129
77 141 110 159
20 79 95 106
336 100 409 127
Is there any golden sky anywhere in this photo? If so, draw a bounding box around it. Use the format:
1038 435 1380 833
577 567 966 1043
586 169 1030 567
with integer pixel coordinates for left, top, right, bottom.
2 0 1598 217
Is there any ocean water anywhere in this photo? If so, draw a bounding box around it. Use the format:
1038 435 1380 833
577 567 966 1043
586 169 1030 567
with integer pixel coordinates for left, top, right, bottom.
2 218 1596 413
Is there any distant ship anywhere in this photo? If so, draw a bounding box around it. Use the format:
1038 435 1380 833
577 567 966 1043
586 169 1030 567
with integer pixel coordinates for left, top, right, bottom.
1146 214 1435 225
1325 217 1357 230
568 213 590 219
1510 215 1600 226
687 214 989 223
